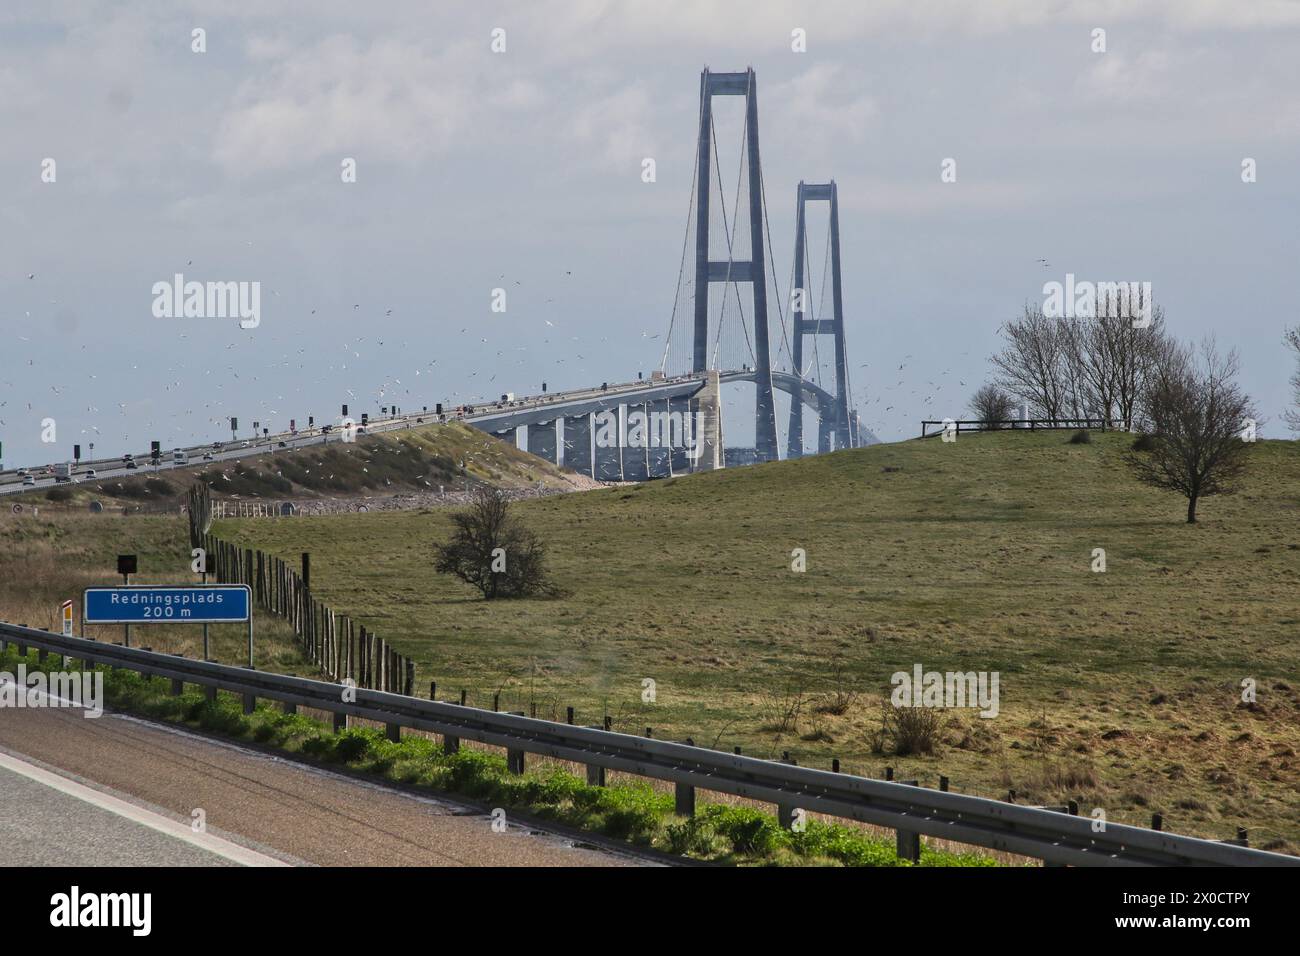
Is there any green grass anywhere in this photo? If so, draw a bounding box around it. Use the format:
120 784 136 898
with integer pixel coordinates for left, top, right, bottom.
0 644 987 866
215 431 1300 852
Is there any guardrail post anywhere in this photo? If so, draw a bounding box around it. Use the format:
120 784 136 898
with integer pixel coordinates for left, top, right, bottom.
17 643 27 657
896 828 921 863
37 648 48 663
584 726 606 786
506 712 526 773
386 722 401 743
895 779 922 863
170 678 183 696
283 701 297 715
243 692 256 715
443 734 460 755
674 782 695 817
204 684 216 702
333 711 347 733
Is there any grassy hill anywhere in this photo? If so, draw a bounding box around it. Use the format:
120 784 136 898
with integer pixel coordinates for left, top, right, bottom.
24 421 588 509
213 430 1300 851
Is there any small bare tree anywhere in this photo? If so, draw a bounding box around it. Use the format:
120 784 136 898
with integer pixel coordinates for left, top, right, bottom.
434 486 557 598
969 383 1017 428
1126 338 1257 523
1285 325 1300 434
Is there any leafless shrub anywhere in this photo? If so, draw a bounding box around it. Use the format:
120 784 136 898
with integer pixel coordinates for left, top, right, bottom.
884 704 944 756
969 383 1017 429
815 659 861 715
759 683 807 735
434 486 558 598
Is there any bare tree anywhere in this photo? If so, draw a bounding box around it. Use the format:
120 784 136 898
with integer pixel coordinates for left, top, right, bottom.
990 304 1069 419
434 486 557 598
1125 338 1257 523
1285 325 1300 433
1112 306 1168 431
969 383 1016 428
992 292 1169 430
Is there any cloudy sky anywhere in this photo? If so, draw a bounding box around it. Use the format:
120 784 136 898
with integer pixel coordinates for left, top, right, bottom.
2 0 1298 466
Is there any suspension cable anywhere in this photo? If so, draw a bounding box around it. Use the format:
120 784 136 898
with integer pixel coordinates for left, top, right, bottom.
658 92 704 376
758 148 794 378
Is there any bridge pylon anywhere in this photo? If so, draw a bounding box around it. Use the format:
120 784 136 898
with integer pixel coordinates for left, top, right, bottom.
787 180 853 458
692 67 779 463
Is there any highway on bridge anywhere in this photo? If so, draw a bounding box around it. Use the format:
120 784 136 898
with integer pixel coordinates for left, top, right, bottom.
0 374 705 498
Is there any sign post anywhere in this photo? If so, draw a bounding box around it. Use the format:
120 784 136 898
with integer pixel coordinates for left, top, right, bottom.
201 565 210 660
83 584 253 667
117 554 136 647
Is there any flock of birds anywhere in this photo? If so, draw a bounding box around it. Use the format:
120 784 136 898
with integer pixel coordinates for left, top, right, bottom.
3 265 652 468
4 258 1030 466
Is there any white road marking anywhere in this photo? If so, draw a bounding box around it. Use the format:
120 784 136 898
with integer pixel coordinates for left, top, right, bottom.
0 748 290 867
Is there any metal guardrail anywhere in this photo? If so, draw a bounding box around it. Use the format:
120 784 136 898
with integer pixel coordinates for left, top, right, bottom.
2 620 1294 868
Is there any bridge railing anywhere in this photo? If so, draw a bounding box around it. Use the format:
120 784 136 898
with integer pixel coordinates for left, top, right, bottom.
2 620 1294 868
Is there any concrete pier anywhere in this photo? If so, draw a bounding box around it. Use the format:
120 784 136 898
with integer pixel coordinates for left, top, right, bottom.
526 420 557 464
691 370 723 472
646 398 673 478
563 414 593 477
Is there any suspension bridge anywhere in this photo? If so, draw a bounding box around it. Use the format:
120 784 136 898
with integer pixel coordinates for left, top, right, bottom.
475 67 869 480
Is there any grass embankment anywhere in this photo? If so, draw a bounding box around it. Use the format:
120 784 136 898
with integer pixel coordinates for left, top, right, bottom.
0 644 990 866
216 431 1300 851
19 420 586 509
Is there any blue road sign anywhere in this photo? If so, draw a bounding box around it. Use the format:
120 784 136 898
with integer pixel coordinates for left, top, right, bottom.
83 585 251 625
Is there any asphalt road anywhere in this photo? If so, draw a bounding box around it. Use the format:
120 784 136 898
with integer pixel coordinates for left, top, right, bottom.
0 703 641 867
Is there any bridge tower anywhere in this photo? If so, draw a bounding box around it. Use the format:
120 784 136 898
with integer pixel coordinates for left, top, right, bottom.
692 67 779 463
787 180 853 457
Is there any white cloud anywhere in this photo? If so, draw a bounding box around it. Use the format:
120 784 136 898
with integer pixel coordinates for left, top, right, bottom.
1076 50 1175 103
569 82 658 170
212 35 492 174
